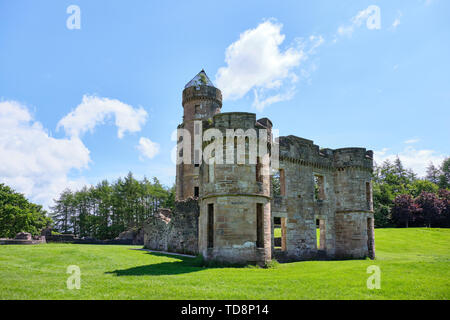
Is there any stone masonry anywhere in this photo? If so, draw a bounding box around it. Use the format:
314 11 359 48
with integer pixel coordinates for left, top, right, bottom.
143 199 199 255
142 70 375 264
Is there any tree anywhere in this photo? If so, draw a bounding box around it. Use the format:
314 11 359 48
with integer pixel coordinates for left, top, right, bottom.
415 192 445 228
391 194 421 228
162 184 176 209
50 173 175 239
438 157 450 189
438 189 450 227
409 180 439 198
426 163 441 184
374 204 392 228
372 157 418 227
0 184 52 238
50 189 74 234
371 156 450 228
271 171 281 197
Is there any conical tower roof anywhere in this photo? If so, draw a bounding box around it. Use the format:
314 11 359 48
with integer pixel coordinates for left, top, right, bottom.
184 69 215 88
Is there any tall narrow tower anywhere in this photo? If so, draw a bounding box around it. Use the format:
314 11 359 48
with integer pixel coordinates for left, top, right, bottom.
176 70 222 200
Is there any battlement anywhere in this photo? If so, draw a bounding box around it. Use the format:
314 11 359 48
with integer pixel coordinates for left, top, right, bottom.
279 135 332 169
333 147 373 170
256 117 273 129
278 135 373 171
182 85 222 106
213 112 256 130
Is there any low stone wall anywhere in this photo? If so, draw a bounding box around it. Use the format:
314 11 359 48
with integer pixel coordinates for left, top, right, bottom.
45 234 134 245
45 234 76 243
143 199 199 255
0 234 46 245
0 238 46 245
72 239 133 245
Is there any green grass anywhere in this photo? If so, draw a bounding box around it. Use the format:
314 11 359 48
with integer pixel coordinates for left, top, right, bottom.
274 227 281 238
0 228 449 299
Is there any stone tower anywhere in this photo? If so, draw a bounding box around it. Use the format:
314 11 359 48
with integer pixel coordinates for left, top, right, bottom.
333 148 375 259
198 113 273 265
144 69 375 265
176 70 222 200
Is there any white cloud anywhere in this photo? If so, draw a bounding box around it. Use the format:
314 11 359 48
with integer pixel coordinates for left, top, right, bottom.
57 95 148 139
336 5 381 38
0 101 90 209
137 137 160 160
404 138 420 144
215 19 323 111
392 18 401 28
252 87 296 112
374 146 447 177
337 25 354 37
391 11 402 29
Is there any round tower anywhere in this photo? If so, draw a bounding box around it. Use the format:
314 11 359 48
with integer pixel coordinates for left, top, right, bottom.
333 148 375 259
198 112 272 265
176 70 222 200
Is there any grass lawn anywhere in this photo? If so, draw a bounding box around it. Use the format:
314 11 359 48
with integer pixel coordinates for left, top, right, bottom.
0 228 449 299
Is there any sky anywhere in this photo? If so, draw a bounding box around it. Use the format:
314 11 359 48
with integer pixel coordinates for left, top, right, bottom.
1 0 449 209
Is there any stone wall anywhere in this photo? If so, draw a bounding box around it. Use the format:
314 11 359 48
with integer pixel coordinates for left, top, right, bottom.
335 211 374 259
143 199 199 255
198 112 272 265
333 149 374 259
0 232 46 245
271 136 375 261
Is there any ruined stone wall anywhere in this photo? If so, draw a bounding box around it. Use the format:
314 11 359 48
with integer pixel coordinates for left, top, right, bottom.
276 136 337 260
143 199 199 255
198 112 272 265
272 136 375 261
142 208 171 252
199 196 271 264
334 211 374 259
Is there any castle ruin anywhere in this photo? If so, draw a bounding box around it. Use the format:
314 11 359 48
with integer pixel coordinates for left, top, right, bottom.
143 70 375 265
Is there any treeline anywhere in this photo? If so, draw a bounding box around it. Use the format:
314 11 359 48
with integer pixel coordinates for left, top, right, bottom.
374 157 450 228
50 172 175 239
0 184 51 238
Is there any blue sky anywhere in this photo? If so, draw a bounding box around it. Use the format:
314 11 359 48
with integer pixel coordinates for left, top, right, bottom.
0 0 449 208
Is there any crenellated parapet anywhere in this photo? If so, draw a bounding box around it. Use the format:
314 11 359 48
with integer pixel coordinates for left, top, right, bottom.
333 148 373 171
182 85 222 107
278 136 373 172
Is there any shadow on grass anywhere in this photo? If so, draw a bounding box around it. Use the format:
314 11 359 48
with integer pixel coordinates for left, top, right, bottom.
106 251 263 276
106 251 203 276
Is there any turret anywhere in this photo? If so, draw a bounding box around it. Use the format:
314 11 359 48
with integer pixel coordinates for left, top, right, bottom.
176 70 222 200
198 112 272 265
333 148 375 259
182 69 222 122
